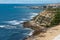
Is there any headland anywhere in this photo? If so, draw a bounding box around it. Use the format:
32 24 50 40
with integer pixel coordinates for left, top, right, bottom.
23 3 60 40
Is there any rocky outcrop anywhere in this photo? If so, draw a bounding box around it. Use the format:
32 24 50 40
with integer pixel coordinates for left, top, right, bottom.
22 9 56 37
22 4 60 40
22 7 60 39
23 21 42 31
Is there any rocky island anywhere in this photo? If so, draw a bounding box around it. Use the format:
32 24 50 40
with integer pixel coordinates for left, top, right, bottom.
22 4 60 40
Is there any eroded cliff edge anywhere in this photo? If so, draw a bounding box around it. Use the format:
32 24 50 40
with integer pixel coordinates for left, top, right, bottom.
22 4 60 40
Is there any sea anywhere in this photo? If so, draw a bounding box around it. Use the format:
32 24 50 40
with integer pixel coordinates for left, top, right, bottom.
0 4 44 40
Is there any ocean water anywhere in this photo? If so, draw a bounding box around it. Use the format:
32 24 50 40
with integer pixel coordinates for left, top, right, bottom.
0 4 44 40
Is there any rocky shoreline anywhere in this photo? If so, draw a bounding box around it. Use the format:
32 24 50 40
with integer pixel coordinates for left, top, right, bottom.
22 4 60 40
25 25 60 40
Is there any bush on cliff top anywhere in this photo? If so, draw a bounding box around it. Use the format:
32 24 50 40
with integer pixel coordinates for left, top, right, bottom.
50 8 60 27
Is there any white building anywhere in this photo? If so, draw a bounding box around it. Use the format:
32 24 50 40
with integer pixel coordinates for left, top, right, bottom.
47 3 60 8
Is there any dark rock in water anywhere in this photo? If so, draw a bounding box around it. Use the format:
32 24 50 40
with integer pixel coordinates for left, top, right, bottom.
23 21 32 28
22 21 41 30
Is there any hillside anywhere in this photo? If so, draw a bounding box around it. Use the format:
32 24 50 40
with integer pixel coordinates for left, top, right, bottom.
23 5 60 40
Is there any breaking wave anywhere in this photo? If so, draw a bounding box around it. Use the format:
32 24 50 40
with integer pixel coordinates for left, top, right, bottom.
4 20 22 25
29 13 38 19
3 20 26 25
0 20 25 29
0 25 22 29
27 30 34 36
22 18 29 21
0 12 38 29
0 25 5 28
23 29 34 36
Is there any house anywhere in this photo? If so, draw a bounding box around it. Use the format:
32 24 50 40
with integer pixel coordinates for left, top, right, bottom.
47 3 60 8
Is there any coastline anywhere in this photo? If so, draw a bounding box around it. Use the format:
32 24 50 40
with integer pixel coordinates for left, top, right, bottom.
26 25 60 40
23 4 60 40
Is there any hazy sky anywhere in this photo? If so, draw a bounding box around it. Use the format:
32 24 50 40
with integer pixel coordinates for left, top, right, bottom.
0 0 60 4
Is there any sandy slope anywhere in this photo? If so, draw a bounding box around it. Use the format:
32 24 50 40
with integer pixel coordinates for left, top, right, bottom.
26 25 60 40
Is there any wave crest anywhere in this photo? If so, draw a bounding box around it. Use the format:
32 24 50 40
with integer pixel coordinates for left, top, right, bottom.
4 20 25 25
29 13 38 19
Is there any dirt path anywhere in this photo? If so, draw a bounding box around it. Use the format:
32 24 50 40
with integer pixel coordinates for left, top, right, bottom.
26 25 60 40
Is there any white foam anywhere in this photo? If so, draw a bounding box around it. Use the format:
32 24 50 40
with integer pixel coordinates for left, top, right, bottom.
23 30 34 37
30 13 38 16
32 13 38 16
4 20 24 25
6 25 17 29
19 21 24 23
29 13 38 19
28 30 34 36
5 20 20 25
53 34 60 40
0 20 25 29
0 25 22 29
30 16 35 18
0 25 15 29
0 25 5 28
22 18 28 20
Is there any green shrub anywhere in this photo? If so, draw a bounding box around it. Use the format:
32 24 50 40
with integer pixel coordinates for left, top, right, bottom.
50 8 60 26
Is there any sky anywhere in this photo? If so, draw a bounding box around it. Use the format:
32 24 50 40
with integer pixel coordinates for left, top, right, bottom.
0 0 60 4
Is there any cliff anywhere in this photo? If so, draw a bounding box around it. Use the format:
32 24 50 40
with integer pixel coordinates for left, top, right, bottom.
22 4 60 40
23 8 56 32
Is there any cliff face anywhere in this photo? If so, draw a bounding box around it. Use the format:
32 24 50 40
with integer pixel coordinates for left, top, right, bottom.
33 10 55 27
22 9 56 37
23 6 60 38
23 9 55 28
23 8 60 40
22 4 60 40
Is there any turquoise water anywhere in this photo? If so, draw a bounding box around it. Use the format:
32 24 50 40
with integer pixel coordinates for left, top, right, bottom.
0 4 43 40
